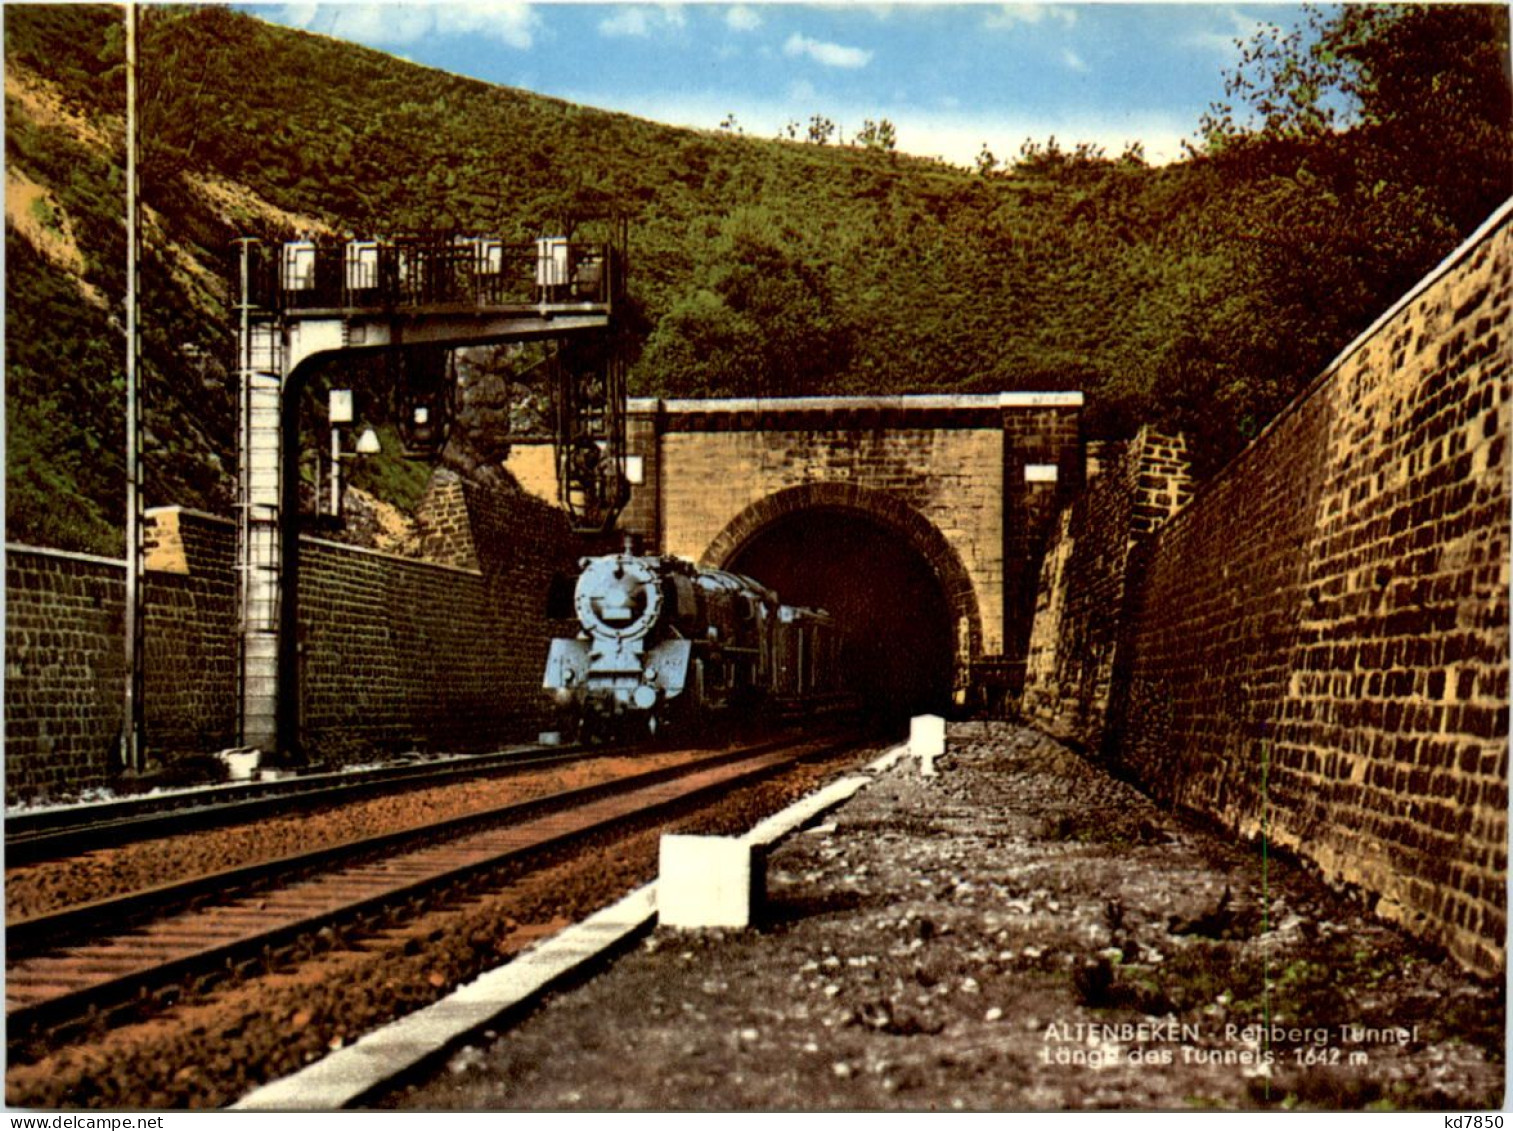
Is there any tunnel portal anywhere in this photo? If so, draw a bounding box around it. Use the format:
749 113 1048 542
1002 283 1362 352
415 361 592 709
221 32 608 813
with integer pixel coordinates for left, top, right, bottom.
725 507 956 723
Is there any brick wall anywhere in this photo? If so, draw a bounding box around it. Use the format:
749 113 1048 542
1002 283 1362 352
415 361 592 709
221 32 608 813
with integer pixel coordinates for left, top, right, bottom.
4 476 586 801
1029 202 1510 976
620 409 662 545
141 510 240 759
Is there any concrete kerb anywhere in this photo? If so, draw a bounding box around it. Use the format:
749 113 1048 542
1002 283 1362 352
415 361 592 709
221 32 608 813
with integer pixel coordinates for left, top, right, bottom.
230 734 921 1111
232 885 658 1111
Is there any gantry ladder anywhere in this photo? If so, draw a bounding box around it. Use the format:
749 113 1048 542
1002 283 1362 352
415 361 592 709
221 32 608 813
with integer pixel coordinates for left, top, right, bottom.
236 305 286 748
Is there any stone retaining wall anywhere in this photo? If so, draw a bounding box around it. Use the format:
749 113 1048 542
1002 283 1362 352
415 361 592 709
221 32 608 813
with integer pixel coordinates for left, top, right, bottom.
4 475 584 801
1021 427 1191 750
1026 202 1510 976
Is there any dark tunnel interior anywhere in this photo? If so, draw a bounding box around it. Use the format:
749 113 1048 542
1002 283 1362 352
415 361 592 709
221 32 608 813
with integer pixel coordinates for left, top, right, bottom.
726 507 956 724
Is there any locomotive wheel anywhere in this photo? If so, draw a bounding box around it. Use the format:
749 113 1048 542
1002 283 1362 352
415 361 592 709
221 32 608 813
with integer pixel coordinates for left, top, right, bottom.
576 712 607 745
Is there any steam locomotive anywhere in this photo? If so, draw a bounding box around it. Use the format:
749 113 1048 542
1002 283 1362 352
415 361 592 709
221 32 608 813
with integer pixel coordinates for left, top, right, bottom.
543 551 847 739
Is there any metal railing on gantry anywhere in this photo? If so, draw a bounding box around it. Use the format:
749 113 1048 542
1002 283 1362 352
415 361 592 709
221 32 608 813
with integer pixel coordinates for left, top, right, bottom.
239 233 620 314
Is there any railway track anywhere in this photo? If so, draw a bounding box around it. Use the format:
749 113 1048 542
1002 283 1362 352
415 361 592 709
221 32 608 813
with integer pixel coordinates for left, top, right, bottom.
6 731 859 1061
4 743 604 866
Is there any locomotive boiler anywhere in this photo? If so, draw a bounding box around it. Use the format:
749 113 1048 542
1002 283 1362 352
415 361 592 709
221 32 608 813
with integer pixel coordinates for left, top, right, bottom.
543 551 845 738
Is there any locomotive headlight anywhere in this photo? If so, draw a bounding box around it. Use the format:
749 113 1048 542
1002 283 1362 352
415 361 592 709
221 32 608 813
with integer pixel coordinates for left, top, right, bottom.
595 574 640 623
632 684 657 710
575 555 663 641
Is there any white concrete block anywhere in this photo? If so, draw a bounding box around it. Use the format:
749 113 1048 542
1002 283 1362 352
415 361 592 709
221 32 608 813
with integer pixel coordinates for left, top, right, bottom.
658 835 757 929
910 714 946 776
218 748 260 781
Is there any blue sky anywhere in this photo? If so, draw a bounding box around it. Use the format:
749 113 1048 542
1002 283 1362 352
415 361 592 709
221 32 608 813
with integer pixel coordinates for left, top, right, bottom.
250 3 1313 167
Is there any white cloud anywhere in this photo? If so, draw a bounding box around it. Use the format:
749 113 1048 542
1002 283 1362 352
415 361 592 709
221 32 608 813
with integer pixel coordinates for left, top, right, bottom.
984 4 1079 31
315 5 432 45
783 32 872 70
280 3 319 29
435 2 538 48
726 5 762 33
1061 48 1088 73
599 7 651 37
598 4 687 39
275 3 538 50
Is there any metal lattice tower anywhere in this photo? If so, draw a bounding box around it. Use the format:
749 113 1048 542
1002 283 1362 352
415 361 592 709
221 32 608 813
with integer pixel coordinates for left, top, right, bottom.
233 229 627 760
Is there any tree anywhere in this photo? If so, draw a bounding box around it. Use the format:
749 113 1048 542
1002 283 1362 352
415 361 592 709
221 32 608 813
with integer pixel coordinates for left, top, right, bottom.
1157 2 1513 469
855 118 897 153
639 209 852 398
1340 4 1513 235
806 115 836 145
1197 2 1512 232
1013 136 1109 181
1196 6 1352 149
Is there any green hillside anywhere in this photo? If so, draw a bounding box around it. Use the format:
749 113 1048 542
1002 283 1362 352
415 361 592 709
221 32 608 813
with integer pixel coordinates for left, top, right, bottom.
5 3 1509 555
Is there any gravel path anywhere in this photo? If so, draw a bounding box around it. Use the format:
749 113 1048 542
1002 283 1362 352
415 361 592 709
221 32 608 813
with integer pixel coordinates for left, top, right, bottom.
384 722 1503 1112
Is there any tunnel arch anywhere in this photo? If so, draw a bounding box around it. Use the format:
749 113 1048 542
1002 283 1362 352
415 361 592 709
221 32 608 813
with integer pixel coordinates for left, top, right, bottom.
701 483 984 717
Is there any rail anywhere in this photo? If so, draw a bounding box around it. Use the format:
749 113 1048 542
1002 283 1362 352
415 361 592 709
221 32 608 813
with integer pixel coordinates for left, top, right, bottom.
5 732 863 1057
3 744 590 865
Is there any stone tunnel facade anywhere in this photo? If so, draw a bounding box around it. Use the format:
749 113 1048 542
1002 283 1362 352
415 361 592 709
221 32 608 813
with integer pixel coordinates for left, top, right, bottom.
515 394 1084 709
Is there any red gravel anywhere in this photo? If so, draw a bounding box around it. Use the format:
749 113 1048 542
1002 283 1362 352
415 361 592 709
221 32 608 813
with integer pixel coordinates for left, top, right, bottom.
5 749 726 921
5 744 876 1110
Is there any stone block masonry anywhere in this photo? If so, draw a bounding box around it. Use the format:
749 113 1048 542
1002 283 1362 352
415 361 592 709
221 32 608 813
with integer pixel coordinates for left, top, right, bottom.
649 396 1082 703
5 475 588 802
510 394 1084 707
661 425 1008 649
1028 200 1510 977
6 548 134 801
5 525 241 801
300 472 586 762
1022 427 1192 751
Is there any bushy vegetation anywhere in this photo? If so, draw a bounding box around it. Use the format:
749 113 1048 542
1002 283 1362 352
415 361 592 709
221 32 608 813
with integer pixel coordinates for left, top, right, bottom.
5 3 1509 552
